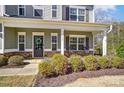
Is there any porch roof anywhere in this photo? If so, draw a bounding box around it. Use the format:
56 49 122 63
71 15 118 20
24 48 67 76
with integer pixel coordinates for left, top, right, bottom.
0 17 110 32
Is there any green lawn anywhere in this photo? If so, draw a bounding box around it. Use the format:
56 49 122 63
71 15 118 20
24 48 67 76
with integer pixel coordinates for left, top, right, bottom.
0 75 35 87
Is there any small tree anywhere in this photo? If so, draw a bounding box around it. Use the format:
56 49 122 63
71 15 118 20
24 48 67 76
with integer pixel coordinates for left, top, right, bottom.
116 42 124 58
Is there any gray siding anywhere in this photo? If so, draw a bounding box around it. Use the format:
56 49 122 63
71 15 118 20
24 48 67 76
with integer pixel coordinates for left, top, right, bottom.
5 5 94 22
5 5 62 20
4 28 17 49
5 27 93 50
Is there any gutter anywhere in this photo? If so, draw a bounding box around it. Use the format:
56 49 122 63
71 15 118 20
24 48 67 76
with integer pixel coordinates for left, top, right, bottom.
107 25 113 33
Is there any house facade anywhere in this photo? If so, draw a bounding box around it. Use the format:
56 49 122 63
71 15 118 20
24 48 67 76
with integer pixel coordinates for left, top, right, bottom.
0 5 110 58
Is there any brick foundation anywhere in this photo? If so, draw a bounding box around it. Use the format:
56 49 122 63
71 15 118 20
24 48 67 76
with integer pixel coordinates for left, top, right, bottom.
44 51 92 57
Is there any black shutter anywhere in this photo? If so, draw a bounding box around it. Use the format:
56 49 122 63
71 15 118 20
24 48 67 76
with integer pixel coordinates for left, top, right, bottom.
66 36 69 51
66 7 69 20
86 9 89 22
86 37 89 50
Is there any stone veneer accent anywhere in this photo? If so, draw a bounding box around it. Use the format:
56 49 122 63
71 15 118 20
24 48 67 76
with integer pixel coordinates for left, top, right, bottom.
1 51 93 58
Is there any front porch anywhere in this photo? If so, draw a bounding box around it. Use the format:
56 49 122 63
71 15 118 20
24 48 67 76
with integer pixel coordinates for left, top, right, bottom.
0 17 110 57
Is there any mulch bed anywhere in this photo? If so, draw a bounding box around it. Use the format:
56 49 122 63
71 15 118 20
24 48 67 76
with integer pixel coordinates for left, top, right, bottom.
34 68 124 87
0 62 30 69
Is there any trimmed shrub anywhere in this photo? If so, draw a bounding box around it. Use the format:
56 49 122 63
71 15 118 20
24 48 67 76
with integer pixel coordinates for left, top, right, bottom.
51 54 68 75
110 56 123 68
39 62 54 78
0 55 8 66
70 55 84 72
116 42 124 58
84 55 98 71
97 56 109 69
8 55 24 65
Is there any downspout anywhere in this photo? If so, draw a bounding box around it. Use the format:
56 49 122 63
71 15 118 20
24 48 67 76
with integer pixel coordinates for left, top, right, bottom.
107 25 113 34
102 25 113 56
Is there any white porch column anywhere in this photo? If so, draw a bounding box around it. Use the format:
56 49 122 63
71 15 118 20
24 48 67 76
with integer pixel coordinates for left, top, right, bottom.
103 31 107 56
92 32 95 55
61 28 64 55
0 22 4 54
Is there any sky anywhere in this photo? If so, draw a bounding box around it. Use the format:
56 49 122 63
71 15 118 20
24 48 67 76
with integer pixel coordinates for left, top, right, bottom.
95 5 124 22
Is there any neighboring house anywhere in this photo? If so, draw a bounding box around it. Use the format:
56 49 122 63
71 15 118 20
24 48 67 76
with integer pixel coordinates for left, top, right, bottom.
0 5 111 58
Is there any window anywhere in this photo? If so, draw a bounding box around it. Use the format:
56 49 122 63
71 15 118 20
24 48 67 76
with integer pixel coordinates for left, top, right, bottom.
78 38 85 50
69 7 85 22
34 9 43 17
18 32 26 51
52 5 57 18
18 5 25 16
69 35 85 51
69 8 77 21
51 33 58 51
78 9 85 21
70 37 77 50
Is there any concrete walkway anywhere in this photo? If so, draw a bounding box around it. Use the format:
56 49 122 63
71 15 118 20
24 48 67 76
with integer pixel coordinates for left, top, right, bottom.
0 59 41 76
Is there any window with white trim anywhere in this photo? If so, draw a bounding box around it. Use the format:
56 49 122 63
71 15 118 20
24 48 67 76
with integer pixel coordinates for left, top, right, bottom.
69 8 77 21
52 5 57 18
18 5 25 16
69 8 85 22
69 36 85 51
51 33 58 51
34 9 43 17
18 32 26 51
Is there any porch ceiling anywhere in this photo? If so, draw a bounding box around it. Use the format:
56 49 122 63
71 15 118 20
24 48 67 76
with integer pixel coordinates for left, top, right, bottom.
1 17 110 32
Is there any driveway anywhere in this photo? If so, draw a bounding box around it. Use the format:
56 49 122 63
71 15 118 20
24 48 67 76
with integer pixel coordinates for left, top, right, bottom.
64 75 124 87
0 59 40 76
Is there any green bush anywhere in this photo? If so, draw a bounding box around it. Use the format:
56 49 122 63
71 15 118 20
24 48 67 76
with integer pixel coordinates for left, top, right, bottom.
70 55 84 72
51 54 68 75
116 42 124 58
97 56 109 69
39 62 54 78
84 55 98 71
0 55 8 66
110 56 123 68
8 55 24 65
